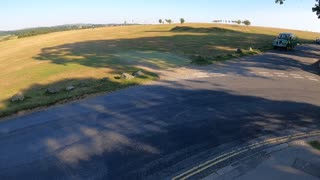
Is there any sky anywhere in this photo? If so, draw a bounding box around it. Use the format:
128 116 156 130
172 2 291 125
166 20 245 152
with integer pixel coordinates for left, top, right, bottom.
1 0 319 32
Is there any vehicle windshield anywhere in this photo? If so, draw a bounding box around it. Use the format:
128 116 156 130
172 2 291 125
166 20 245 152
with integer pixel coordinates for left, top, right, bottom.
278 34 290 39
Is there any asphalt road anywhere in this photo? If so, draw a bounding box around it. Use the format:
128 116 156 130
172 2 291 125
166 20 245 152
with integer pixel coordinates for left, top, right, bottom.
0 45 319 180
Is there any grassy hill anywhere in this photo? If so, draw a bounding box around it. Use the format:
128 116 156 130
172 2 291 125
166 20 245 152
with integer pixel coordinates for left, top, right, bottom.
0 23 319 117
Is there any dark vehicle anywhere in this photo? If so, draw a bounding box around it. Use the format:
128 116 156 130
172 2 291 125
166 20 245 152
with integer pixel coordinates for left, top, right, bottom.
273 33 298 50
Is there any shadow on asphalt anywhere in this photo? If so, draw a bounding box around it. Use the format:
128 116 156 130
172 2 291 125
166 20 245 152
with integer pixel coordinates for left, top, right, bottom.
211 45 320 77
0 80 319 179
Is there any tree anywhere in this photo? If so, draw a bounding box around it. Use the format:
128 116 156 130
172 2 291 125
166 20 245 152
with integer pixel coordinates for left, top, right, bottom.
314 2 320 18
276 0 320 18
213 20 222 23
165 19 173 24
159 19 163 24
180 18 185 24
242 20 251 26
236 20 242 25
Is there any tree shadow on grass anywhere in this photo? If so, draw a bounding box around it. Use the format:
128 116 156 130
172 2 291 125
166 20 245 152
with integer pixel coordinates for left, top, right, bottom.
0 80 319 179
33 29 319 77
33 28 281 70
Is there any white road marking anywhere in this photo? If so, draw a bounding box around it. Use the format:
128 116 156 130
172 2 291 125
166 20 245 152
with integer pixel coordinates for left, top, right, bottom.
293 76 304 79
306 76 316 79
194 71 318 82
210 73 226 77
274 72 285 75
197 75 210 78
277 75 289 77
260 74 274 77
192 72 227 79
193 73 208 78
194 72 207 76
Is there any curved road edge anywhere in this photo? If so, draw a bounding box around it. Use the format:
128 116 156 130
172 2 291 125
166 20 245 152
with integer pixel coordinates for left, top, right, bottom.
171 130 320 180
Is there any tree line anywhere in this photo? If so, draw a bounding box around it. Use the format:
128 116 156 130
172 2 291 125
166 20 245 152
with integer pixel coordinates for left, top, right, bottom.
158 18 185 24
157 18 251 26
6 24 107 39
212 19 251 26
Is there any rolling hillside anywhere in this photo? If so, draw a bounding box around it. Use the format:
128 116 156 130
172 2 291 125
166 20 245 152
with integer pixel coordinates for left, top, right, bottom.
0 23 319 117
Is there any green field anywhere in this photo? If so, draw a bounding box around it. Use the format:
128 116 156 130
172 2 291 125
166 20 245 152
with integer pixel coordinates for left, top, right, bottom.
0 23 319 117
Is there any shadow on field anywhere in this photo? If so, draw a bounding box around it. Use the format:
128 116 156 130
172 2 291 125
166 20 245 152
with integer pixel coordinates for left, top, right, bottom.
34 27 319 76
0 80 320 179
33 29 276 70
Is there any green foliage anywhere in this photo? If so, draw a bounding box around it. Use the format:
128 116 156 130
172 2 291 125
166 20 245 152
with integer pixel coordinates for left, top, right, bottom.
159 19 163 24
180 18 185 24
190 55 212 65
313 0 320 18
275 0 285 4
214 19 245 25
309 141 320 151
165 19 173 24
12 24 107 39
242 20 251 26
0 31 11 36
276 0 320 19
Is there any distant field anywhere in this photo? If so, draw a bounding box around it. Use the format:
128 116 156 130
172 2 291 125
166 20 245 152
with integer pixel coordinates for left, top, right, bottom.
0 23 319 117
0 35 17 42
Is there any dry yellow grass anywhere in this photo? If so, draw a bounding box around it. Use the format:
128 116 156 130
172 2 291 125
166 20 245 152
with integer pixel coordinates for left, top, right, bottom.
0 23 319 117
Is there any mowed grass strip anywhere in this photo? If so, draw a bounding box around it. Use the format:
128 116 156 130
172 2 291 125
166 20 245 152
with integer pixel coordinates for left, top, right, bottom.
0 23 319 117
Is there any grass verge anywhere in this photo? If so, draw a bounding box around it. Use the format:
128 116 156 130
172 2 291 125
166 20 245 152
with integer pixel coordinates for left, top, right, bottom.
309 141 320 151
1 71 158 118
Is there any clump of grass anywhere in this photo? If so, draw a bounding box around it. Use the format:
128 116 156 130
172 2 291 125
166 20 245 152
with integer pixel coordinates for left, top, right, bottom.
190 55 213 65
191 47 263 65
309 141 320 151
212 48 261 62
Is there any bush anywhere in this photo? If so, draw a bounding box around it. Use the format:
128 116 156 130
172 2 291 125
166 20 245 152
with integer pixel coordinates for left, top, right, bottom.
190 55 212 65
242 20 251 26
